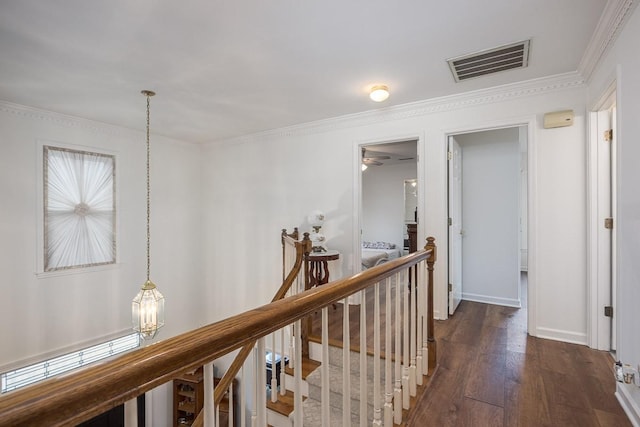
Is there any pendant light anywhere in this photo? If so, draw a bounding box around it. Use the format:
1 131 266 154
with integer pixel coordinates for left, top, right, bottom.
132 90 165 340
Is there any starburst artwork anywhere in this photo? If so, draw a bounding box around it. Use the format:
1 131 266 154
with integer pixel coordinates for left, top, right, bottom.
44 146 116 271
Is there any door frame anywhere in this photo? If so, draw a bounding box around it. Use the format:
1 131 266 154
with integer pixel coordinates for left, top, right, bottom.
442 118 536 335
447 136 463 315
587 77 618 351
352 132 424 278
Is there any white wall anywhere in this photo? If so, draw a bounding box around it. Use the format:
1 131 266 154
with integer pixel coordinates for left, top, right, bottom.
0 103 203 425
201 75 588 343
588 4 640 420
454 128 520 307
362 162 416 250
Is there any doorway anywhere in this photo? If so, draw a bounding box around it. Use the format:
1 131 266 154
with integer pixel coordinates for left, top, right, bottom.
447 126 527 315
359 139 418 270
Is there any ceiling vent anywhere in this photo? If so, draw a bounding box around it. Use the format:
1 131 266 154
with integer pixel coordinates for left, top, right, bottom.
447 40 530 82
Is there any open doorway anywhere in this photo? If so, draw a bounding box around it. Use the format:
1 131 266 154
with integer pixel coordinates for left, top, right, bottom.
360 139 418 271
447 126 528 316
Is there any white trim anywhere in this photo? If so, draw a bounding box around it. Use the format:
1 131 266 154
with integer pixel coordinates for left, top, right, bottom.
579 0 638 82
461 293 521 308
0 328 134 373
587 109 600 349
526 122 537 337
353 134 422 259
1 332 140 393
617 383 640 427
206 73 584 147
0 100 130 138
535 327 588 345
587 76 618 350
34 138 120 276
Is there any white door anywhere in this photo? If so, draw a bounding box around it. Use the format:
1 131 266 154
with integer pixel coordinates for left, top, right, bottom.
448 137 463 315
595 103 616 351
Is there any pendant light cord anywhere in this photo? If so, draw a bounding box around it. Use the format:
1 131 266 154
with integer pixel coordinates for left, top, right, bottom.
144 92 153 282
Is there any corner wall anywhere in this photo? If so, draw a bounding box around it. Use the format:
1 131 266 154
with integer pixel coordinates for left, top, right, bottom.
587 3 640 420
0 103 204 424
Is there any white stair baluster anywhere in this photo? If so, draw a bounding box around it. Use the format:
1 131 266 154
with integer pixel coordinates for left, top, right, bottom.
257 338 267 427
270 332 278 403
421 260 429 376
416 262 424 384
322 306 330 424
280 327 287 396
343 297 351 426
204 362 215 427
373 282 382 426
240 364 246 427
251 346 257 427
402 268 410 410
394 272 403 424
360 288 367 427
228 382 234 427
293 320 303 426
409 266 417 397
384 277 393 427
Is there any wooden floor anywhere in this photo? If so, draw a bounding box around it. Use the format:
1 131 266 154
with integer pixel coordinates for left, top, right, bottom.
310 274 631 426
406 283 630 426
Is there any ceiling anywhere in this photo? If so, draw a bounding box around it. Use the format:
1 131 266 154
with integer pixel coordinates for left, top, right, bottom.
364 140 418 168
0 1 608 143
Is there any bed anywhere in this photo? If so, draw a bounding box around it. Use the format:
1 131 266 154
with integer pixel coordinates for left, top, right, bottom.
361 242 402 269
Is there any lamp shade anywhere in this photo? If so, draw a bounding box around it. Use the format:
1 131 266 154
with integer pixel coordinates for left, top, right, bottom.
132 280 165 340
307 210 325 227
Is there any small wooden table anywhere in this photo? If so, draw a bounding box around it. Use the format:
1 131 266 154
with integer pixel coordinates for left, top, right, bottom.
308 250 340 289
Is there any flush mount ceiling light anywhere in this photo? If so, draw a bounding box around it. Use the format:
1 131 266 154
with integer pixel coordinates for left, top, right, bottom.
369 85 390 102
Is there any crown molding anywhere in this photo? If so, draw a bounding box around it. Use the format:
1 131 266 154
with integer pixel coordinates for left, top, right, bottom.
0 100 133 138
1 70 585 148
209 72 585 147
579 0 638 82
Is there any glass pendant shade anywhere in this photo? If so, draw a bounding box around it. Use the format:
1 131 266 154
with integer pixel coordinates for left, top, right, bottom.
132 280 165 339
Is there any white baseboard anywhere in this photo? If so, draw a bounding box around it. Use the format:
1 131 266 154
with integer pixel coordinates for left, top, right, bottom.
617 382 640 427
535 326 588 345
462 292 521 308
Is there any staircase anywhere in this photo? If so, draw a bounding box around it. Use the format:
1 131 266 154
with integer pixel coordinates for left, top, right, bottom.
267 343 388 426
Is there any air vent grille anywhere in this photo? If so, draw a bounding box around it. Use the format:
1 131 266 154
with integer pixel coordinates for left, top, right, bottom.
447 40 530 82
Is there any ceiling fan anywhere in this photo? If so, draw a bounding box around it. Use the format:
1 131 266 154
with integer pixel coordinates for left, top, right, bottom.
362 148 390 166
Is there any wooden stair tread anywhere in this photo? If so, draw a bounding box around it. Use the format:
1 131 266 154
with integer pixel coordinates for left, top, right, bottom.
284 356 321 379
266 389 306 417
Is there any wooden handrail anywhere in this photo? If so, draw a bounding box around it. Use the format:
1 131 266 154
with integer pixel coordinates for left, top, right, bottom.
0 240 435 427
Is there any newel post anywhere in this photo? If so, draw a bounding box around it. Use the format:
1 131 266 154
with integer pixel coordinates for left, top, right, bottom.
425 236 437 372
301 232 312 358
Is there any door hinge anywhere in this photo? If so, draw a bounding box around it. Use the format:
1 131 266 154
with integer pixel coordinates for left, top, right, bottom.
448 283 452 292
604 217 614 229
448 217 452 226
604 305 613 317
447 151 453 160
604 129 613 142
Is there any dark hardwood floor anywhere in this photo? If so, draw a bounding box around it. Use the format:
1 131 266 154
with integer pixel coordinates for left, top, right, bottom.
406 277 630 426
